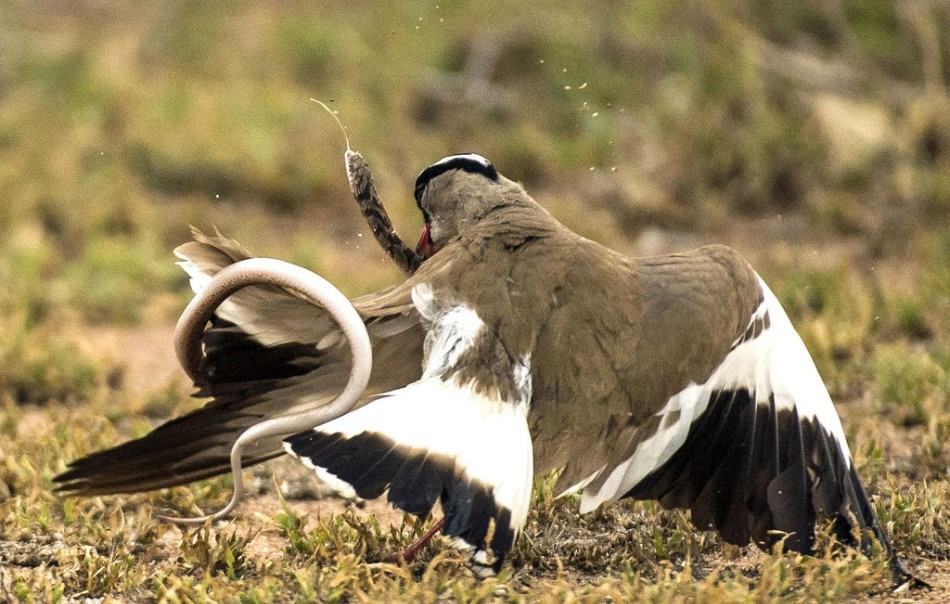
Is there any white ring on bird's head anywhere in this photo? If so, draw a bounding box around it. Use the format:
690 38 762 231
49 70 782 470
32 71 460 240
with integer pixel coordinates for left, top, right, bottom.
414 154 499 202
428 153 493 171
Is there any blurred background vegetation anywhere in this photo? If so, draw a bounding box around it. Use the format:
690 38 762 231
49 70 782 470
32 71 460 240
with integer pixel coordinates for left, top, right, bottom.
1 1 949 599
0 0 947 457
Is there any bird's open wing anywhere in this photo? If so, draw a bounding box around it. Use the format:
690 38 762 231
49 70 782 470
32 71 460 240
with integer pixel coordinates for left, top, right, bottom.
547 259 889 557
55 230 424 495
285 283 534 575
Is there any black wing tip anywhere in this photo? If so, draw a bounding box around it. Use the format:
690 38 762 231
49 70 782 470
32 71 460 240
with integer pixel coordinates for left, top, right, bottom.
288 428 517 567
52 446 280 498
52 467 140 496
52 481 117 497
52 479 81 495
625 388 896 559
52 459 108 493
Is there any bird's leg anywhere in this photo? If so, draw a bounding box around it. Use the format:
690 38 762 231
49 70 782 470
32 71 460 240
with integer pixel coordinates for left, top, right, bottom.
345 150 423 275
386 516 445 563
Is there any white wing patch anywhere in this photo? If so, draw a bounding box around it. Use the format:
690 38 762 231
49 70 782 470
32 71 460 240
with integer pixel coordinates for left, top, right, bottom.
412 283 486 379
756 279 848 440
577 275 853 513
289 377 534 534
175 254 213 295
285 287 534 569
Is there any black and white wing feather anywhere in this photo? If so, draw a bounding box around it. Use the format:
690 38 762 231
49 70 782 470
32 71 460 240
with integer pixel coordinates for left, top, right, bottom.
55 230 423 495
285 284 534 574
566 277 892 557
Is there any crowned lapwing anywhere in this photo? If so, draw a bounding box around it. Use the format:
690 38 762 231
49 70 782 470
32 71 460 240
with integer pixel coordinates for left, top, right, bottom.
56 154 913 584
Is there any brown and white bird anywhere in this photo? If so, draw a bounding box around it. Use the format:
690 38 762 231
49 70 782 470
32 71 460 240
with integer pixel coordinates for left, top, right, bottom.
57 153 910 582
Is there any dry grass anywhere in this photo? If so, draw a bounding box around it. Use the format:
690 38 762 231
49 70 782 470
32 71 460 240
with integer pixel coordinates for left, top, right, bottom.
2 1 949 601
1 227 947 602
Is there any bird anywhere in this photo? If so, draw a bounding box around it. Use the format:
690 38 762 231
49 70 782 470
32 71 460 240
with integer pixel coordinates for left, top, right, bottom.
56 153 912 583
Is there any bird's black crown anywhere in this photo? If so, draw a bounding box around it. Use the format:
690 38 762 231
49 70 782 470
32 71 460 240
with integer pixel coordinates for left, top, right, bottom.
414 153 498 203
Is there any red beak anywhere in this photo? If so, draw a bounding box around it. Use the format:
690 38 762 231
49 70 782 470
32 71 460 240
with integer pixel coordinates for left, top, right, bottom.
415 224 438 259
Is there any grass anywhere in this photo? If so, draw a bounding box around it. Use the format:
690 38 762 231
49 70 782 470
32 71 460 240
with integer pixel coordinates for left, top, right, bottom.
1 235 948 603
1 0 949 601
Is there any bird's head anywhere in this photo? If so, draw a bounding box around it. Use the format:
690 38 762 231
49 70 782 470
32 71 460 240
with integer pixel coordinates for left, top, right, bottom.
413 153 518 259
